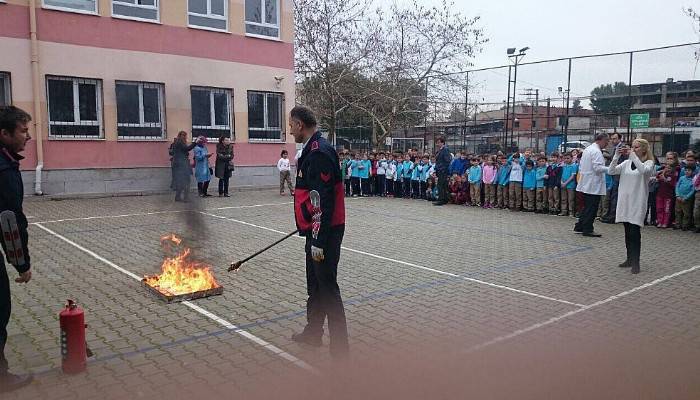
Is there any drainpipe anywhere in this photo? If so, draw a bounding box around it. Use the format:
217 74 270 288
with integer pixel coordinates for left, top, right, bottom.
29 0 44 195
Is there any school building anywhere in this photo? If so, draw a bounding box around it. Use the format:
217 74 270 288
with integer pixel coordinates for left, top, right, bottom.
0 0 296 195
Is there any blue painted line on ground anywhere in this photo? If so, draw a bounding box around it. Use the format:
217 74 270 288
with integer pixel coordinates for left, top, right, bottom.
28 205 594 376
48 243 590 373
344 203 590 249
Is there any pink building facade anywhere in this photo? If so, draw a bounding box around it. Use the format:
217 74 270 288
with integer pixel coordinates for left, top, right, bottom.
0 0 296 194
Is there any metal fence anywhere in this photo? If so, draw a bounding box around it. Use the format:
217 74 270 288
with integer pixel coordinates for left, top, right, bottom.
339 42 700 157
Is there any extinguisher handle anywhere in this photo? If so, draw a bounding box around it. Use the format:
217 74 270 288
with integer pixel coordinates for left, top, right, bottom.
66 299 77 309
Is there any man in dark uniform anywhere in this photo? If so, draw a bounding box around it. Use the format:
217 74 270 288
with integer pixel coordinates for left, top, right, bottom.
288 106 349 358
433 136 452 206
0 106 34 392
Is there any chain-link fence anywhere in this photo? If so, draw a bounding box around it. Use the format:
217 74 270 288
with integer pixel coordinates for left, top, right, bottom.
342 42 700 157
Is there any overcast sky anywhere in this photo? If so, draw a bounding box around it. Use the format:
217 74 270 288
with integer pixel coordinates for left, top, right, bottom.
385 0 700 107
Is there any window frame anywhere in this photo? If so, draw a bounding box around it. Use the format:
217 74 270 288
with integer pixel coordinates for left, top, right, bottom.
187 0 229 33
111 0 161 24
42 0 99 16
190 86 234 140
46 75 104 140
244 0 281 40
247 90 285 143
0 72 11 107
116 80 167 141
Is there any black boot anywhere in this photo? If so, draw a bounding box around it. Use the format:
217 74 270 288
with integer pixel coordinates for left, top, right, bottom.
291 331 322 347
0 372 34 393
630 263 640 274
618 260 631 268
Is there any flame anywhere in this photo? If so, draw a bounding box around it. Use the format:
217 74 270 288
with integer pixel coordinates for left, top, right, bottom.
144 234 220 296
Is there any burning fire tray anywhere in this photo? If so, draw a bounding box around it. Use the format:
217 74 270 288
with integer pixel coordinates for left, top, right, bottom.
142 278 223 303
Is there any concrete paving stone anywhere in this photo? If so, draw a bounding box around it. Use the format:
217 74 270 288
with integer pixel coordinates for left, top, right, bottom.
2 189 697 398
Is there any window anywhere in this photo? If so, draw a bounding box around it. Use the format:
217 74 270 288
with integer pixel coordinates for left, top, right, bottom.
188 0 228 31
0 73 10 107
116 81 165 140
112 0 159 22
245 0 279 39
43 0 98 14
47 76 103 138
248 91 284 141
191 87 232 139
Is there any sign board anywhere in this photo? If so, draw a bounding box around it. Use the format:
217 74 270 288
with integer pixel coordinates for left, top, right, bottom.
385 137 392 146
629 113 649 129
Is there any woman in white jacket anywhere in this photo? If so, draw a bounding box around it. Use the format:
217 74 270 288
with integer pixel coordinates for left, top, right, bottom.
607 138 656 274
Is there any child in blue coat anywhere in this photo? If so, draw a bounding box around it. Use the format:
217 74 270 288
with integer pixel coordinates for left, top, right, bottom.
467 158 483 206
522 160 537 211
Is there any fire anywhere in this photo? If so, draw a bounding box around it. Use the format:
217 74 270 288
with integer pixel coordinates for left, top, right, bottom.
143 234 220 297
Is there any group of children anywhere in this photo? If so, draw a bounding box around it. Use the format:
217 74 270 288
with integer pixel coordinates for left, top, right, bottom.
335 147 700 232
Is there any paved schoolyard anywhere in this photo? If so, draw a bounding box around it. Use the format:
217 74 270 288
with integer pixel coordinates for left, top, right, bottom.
5 190 700 399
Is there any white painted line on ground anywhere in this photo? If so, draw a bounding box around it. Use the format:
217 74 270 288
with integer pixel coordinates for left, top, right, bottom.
200 212 585 308
35 223 142 281
30 202 293 224
466 264 700 353
34 222 316 373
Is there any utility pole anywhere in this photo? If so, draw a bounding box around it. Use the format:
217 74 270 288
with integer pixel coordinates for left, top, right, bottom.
463 72 469 153
506 46 529 153
546 97 551 150
522 88 539 151
505 65 512 150
535 89 539 151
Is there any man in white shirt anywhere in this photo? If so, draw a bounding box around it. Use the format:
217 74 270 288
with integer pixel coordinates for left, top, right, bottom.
574 133 610 237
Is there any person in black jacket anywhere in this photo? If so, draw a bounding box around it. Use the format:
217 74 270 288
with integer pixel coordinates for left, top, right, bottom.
171 131 196 202
288 106 349 358
433 136 453 206
0 106 33 392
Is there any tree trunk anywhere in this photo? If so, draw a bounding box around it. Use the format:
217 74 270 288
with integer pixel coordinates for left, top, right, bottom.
371 118 378 151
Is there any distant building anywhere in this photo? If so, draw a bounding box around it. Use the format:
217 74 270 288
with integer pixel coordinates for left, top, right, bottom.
631 78 700 127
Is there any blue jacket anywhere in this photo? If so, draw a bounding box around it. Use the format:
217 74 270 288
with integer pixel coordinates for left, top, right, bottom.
350 160 361 178
676 175 695 200
403 160 413 179
535 166 547 189
523 167 537 189
605 173 614 191
468 165 482 184
561 163 578 190
419 163 430 182
194 145 211 183
395 161 404 181
449 158 468 176
497 164 511 186
361 159 371 178
411 163 422 181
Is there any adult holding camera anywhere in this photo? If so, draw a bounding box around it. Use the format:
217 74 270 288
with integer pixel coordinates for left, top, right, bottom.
607 139 656 274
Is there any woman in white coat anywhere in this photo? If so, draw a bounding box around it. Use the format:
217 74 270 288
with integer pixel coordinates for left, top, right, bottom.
607 139 656 274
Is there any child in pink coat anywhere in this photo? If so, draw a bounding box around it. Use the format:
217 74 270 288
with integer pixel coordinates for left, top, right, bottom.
482 156 497 208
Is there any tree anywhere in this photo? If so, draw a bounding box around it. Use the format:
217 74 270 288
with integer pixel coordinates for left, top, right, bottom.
342 0 485 149
294 0 382 140
571 99 583 114
589 82 633 116
685 7 700 72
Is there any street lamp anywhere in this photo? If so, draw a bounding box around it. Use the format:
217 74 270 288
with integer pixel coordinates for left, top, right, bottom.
671 80 684 151
505 46 528 152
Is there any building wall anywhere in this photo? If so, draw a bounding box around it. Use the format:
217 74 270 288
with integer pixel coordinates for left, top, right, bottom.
0 0 297 194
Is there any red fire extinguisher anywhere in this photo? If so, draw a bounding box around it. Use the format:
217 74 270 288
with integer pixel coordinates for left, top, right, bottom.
59 299 87 374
